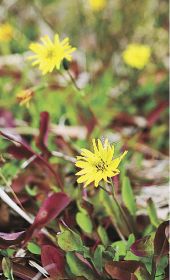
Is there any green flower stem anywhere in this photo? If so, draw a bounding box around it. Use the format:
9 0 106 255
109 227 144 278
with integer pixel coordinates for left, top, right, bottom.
109 178 134 236
99 185 125 241
67 69 81 92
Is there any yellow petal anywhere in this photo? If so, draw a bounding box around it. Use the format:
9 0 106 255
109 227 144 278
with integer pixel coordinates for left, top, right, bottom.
110 151 128 170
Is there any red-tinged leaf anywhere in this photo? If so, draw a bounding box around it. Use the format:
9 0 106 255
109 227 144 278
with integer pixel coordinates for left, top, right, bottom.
75 253 94 270
77 105 98 135
12 171 50 193
0 130 63 189
151 223 169 280
55 135 75 155
105 261 141 280
35 112 51 158
130 235 154 257
41 245 65 278
147 101 168 127
25 193 71 242
134 266 152 280
0 231 25 249
0 109 15 127
8 145 33 160
154 221 169 258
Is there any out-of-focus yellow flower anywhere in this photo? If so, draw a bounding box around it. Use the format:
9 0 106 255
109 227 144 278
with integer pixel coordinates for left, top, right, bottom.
75 138 127 187
122 44 151 70
17 89 34 108
28 34 76 75
0 23 13 42
88 0 106 11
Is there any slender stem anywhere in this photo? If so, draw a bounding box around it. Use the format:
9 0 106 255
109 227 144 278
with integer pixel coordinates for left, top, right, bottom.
99 185 125 241
109 178 134 235
67 70 80 91
0 169 25 212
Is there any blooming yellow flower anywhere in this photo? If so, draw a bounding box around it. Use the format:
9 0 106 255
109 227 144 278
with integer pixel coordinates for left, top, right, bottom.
88 0 106 11
75 139 127 187
122 44 151 70
16 89 33 108
0 23 13 42
28 34 76 75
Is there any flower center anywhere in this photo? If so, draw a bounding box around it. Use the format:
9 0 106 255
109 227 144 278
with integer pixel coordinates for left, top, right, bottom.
95 160 107 172
45 48 55 59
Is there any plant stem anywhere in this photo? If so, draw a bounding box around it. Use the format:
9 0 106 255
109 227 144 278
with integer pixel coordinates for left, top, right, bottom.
0 169 25 212
109 178 134 235
99 185 125 241
67 70 80 91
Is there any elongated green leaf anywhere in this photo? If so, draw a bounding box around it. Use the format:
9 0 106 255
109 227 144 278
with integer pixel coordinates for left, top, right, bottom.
97 225 109 246
76 212 93 234
2 257 14 280
147 198 160 227
93 245 104 272
122 176 137 216
27 242 41 255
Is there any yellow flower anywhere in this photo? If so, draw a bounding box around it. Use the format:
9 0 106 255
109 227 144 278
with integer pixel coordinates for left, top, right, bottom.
122 44 151 70
0 23 13 42
28 34 76 75
16 89 33 108
88 0 106 11
75 139 127 187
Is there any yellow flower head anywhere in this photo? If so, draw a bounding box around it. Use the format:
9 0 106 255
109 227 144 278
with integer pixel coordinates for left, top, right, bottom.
0 23 13 42
88 0 106 11
75 139 127 187
28 34 76 75
122 44 151 70
16 89 33 108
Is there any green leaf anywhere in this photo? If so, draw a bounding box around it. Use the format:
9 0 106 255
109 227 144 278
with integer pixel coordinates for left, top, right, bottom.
97 225 109 246
147 198 160 227
126 234 135 250
66 252 96 280
57 230 83 252
111 240 127 260
122 176 137 216
93 245 104 272
27 242 41 255
99 188 122 228
25 185 38 196
76 212 93 234
2 257 14 280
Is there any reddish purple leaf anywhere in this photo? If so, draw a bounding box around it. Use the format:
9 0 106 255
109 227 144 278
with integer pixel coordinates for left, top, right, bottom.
0 231 25 249
147 101 168 127
77 105 98 135
35 112 51 158
105 261 141 280
154 221 169 258
8 145 33 160
12 171 50 193
0 130 63 189
0 109 15 127
130 235 154 257
25 193 71 242
41 245 65 278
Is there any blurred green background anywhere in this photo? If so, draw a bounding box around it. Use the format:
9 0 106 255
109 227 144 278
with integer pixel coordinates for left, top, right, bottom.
0 0 169 153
